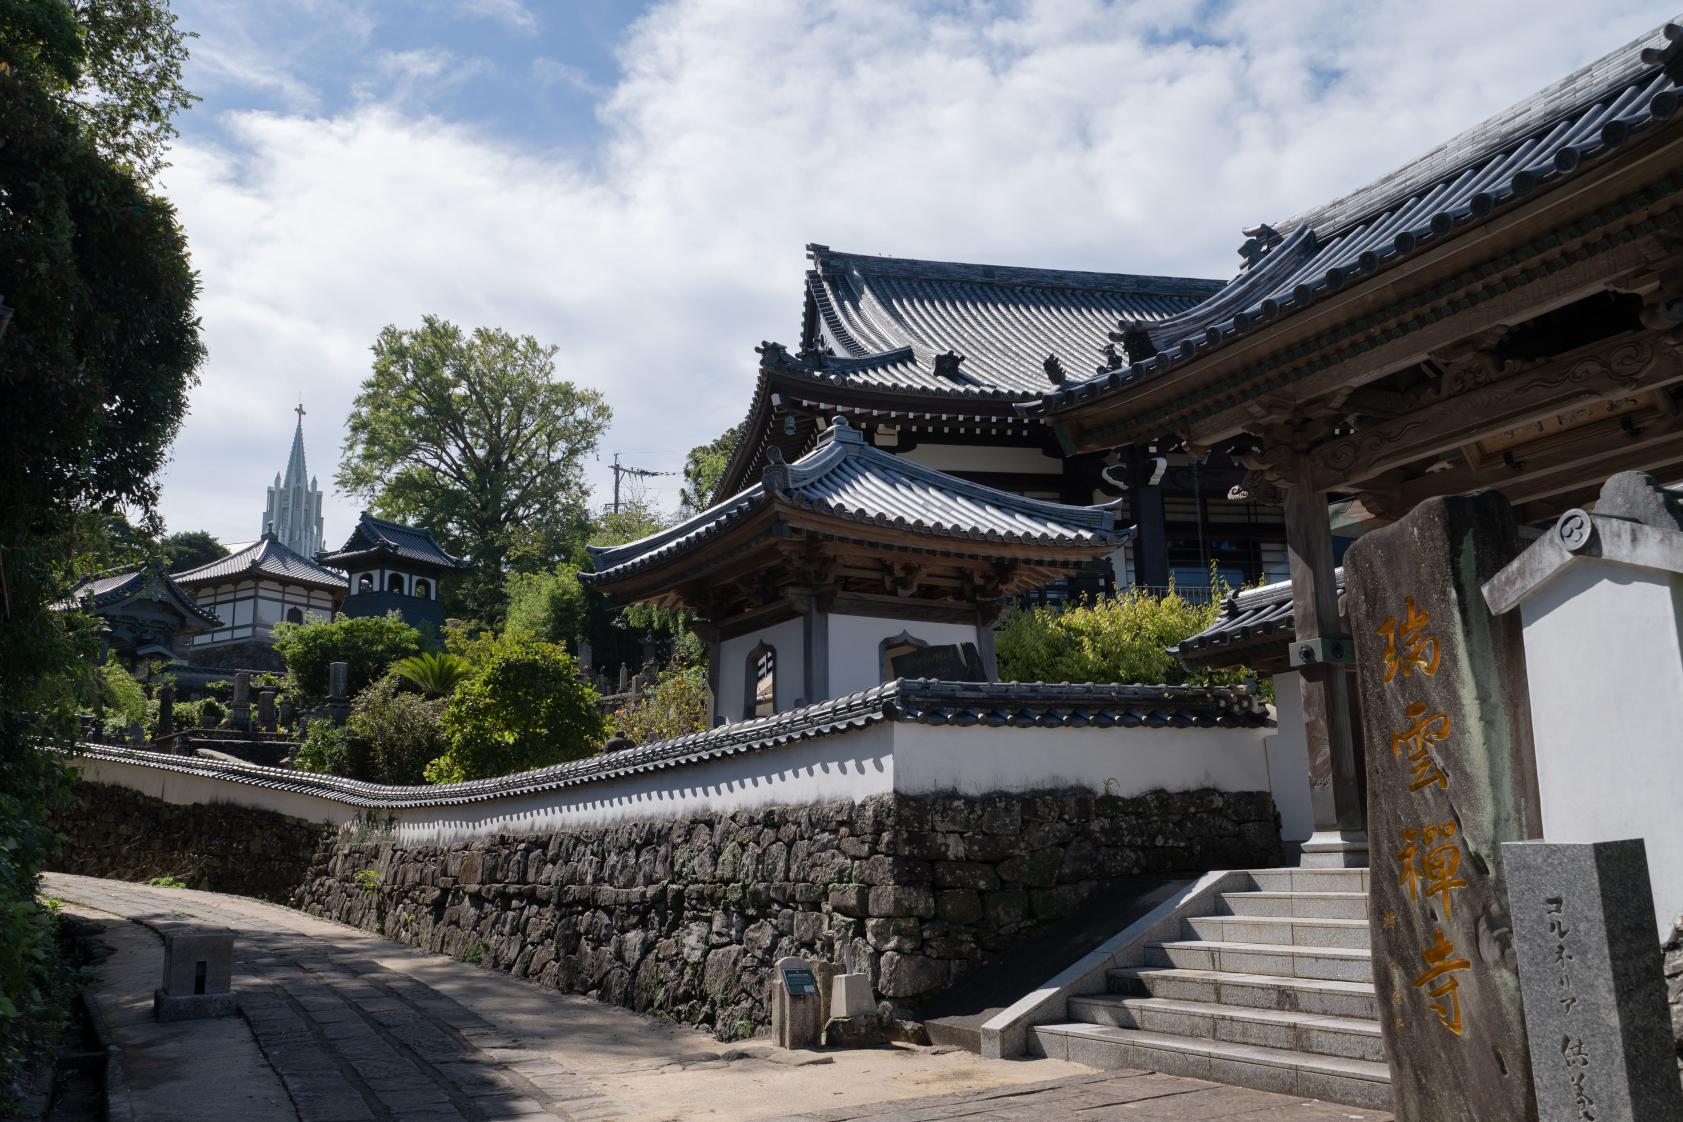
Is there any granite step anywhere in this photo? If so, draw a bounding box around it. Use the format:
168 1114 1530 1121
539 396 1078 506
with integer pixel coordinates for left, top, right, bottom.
1245 868 1370 894
1108 966 1379 1020
1145 939 1372 983
1067 994 1385 1063
1030 1022 1391 1111
1184 914 1371 949
1215 890 1369 920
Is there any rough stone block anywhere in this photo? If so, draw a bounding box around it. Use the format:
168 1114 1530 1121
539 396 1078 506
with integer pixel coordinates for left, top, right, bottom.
827 885 869 917
866 885 934 919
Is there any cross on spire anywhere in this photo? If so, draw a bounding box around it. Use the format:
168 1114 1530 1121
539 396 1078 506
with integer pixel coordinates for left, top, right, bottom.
294 399 306 422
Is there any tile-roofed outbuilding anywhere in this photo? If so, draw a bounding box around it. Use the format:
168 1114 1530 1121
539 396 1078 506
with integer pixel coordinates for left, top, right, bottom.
59 565 224 630
62 678 1268 810
1171 570 1346 672
317 513 471 573
173 533 347 594
1030 18 1683 419
586 416 1124 590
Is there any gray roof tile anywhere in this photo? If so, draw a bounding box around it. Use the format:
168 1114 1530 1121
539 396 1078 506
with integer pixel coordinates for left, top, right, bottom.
1172 570 1345 666
173 535 347 592
318 513 470 571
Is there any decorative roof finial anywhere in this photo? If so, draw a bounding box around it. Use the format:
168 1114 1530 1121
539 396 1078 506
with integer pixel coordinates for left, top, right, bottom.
762 445 790 493
1109 322 1158 366
1642 23 1683 83
1043 354 1065 385
932 350 965 382
1237 223 1283 268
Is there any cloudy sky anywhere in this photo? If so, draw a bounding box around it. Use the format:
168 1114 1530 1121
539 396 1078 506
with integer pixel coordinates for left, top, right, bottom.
152 0 1678 546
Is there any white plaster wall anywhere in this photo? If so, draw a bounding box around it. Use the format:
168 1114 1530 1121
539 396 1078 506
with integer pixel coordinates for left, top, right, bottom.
1517 558 1683 938
718 617 805 720
827 614 981 697
73 756 354 826
1263 671 1316 847
890 723 1272 799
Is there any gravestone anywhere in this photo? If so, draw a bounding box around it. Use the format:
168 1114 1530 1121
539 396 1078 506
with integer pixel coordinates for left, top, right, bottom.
154 924 238 1022
227 671 252 731
155 685 175 740
327 661 351 724
1343 492 1542 1121
771 955 822 1049
257 689 277 732
1504 839 1683 1122
277 697 295 730
889 642 986 682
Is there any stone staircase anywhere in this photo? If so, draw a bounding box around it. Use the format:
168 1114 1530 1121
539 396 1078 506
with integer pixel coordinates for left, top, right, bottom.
1029 868 1390 1111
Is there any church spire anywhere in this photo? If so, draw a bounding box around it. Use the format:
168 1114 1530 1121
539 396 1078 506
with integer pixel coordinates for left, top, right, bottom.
263 400 325 557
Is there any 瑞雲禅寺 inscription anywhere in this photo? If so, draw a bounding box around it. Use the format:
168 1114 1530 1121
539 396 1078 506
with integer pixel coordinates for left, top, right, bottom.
1344 492 1542 1122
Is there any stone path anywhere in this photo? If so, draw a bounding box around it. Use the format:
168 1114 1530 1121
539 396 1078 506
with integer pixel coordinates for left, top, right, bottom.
46 874 1391 1122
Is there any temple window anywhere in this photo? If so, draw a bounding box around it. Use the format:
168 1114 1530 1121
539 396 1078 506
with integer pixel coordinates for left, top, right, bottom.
879 630 930 681
286 607 303 624
386 572 406 594
413 578 431 600
356 574 373 593
745 643 776 719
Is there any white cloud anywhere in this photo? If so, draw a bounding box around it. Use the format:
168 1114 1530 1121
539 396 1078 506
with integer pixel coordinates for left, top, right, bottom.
459 0 539 34
154 0 1679 545
531 57 605 97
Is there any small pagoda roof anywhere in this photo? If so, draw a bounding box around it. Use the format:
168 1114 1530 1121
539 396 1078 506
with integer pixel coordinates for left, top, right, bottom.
60 565 224 631
1172 570 1346 673
316 513 470 573
1030 19 1683 419
585 417 1124 601
174 533 347 594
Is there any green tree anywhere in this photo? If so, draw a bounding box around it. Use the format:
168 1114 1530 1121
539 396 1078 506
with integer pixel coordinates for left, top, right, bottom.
390 651 470 698
0 0 200 1099
680 422 742 513
428 636 603 783
336 317 611 620
607 665 709 746
159 529 226 572
502 567 588 647
271 613 422 703
995 590 1249 688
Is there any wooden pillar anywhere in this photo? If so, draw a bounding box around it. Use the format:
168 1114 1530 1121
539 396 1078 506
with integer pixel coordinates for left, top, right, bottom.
1129 445 1169 587
1284 456 1368 868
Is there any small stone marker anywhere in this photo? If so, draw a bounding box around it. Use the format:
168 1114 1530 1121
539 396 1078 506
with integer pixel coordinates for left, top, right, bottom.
228 671 253 731
830 972 874 1019
1344 492 1543 1122
771 955 822 1050
257 689 277 732
327 661 351 724
1505 839 1683 1122
154 925 238 1022
277 697 295 729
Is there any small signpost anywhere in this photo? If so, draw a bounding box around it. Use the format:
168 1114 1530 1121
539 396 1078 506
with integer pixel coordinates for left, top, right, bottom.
771 955 822 1050
1505 839 1683 1122
154 924 238 1022
1343 492 1543 1121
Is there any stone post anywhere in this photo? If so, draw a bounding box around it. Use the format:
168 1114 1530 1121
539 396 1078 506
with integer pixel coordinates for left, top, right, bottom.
277 697 295 730
155 685 175 740
1504 839 1683 1122
1344 491 1542 1122
577 639 593 679
228 671 252 732
257 689 277 733
770 955 822 1050
327 661 351 725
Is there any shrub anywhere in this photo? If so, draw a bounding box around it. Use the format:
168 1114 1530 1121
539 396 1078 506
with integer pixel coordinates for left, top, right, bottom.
608 665 709 746
502 567 588 647
428 636 603 783
87 657 147 737
349 676 448 785
995 588 1249 688
147 875 186 889
390 652 469 699
196 698 225 727
271 612 422 703
293 721 353 776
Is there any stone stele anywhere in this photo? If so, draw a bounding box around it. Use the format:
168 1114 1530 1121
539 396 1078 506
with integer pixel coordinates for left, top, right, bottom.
1343 491 1542 1122
1504 839 1683 1122
771 955 822 1050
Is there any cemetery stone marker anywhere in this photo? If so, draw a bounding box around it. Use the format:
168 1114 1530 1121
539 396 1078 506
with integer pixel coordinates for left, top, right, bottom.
771 955 822 1049
1344 492 1543 1121
1504 839 1683 1122
155 685 174 739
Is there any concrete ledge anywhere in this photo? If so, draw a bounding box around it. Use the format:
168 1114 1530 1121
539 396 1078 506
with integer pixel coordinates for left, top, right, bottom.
153 990 239 1022
977 868 1255 1059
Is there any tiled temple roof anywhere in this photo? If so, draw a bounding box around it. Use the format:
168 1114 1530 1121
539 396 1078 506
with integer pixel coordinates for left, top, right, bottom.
804 244 1223 397
586 417 1123 587
173 533 347 593
1171 570 1346 668
317 513 470 572
60 565 224 629
61 679 1269 810
1030 19 1683 418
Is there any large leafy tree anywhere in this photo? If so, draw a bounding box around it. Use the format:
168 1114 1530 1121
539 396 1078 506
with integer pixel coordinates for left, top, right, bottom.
679 422 741 513
337 316 611 620
159 529 227 572
0 0 200 1099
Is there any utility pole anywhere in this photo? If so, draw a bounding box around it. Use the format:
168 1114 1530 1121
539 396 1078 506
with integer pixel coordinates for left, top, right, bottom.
610 453 674 515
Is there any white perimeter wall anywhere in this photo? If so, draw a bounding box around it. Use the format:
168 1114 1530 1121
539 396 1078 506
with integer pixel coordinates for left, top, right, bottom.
827 614 980 698
718 617 805 720
71 718 1274 846
1264 672 1316 848
1517 558 1683 938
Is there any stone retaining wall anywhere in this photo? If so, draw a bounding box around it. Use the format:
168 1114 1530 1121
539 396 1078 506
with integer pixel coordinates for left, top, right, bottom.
48 780 330 902
292 788 1281 1038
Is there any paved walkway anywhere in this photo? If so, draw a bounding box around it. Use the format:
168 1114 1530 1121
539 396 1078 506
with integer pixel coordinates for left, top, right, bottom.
46 874 1391 1122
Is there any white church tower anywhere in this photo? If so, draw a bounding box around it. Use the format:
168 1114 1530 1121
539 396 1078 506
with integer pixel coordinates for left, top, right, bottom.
263 403 325 557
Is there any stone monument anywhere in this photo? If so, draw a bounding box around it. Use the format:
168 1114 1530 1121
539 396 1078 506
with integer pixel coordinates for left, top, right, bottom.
1505 839 1683 1122
155 685 174 740
1343 492 1542 1121
227 671 252 732
257 689 277 733
326 661 351 725
153 924 238 1022
771 955 822 1050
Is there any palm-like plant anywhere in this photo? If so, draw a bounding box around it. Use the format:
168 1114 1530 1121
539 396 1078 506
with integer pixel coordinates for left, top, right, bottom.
390 651 471 698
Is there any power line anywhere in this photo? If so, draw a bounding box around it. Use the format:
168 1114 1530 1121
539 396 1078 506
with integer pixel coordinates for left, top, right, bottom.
610 452 676 515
